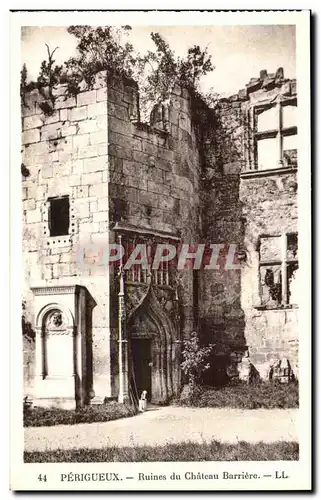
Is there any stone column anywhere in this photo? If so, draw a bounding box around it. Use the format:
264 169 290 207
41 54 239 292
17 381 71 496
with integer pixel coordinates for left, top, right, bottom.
34 325 43 399
74 325 83 408
118 268 129 404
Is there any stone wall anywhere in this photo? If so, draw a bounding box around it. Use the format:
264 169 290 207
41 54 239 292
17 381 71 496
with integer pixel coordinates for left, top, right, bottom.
240 172 298 377
106 75 202 395
198 68 298 380
197 96 246 381
21 73 203 401
21 73 112 400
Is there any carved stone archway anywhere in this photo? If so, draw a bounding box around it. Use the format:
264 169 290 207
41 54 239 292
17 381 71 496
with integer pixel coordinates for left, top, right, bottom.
128 285 181 404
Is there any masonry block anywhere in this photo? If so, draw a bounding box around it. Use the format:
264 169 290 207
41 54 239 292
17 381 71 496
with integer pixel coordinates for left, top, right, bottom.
78 144 107 160
42 111 60 125
96 88 107 102
90 131 107 145
69 106 87 122
147 180 170 196
81 172 103 186
23 142 49 160
41 122 63 141
83 156 106 173
78 119 98 135
61 124 77 136
40 166 53 179
87 102 107 118
89 183 108 198
74 201 90 219
55 95 76 109
73 134 91 149
73 186 89 198
69 174 81 186
77 90 97 107
96 115 108 131
26 209 42 224
36 185 47 201
22 128 40 145
97 197 109 211
93 211 109 223
60 109 68 122
23 115 43 130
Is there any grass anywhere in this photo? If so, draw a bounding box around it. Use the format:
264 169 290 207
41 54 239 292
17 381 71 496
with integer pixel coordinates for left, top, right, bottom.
177 381 299 409
24 402 137 427
24 440 299 463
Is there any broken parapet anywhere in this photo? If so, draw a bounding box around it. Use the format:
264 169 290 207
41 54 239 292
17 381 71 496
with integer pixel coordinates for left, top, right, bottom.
219 68 296 104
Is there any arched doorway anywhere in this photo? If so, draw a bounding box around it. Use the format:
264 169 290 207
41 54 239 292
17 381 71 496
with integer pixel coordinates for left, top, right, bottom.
128 287 181 404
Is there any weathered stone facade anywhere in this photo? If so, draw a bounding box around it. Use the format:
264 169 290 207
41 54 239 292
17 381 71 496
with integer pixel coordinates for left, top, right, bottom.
21 68 298 407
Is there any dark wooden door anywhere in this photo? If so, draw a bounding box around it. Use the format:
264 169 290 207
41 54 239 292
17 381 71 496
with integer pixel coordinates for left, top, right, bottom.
131 339 152 402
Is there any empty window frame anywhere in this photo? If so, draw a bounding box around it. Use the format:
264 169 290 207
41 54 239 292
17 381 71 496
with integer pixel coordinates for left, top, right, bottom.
254 99 297 171
258 232 299 307
48 196 70 237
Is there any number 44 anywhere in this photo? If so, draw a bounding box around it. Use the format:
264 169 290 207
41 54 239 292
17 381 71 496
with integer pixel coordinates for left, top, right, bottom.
38 474 47 482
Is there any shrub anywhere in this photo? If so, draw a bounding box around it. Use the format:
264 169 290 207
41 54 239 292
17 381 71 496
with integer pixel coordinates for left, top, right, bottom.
180 332 214 395
24 440 299 463
23 402 137 427
177 380 299 409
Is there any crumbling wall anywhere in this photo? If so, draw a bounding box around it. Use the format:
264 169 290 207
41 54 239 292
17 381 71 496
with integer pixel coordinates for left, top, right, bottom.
197 95 246 384
199 68 298 382
239 70 298 378
240 173 298 378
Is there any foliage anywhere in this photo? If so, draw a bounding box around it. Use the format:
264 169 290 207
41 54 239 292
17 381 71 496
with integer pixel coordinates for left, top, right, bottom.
21 163 30 178
37 44 63 114
180 331 214 392
24 402 137 427
177 380 299 409
23 27 217 123
62 26 136 96
135 33 214 120
24 440 299 463
20 63 28 106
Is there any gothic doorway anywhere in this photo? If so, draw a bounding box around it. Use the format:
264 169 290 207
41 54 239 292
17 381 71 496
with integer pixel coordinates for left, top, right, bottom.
131 338 152 402
127 286 181 404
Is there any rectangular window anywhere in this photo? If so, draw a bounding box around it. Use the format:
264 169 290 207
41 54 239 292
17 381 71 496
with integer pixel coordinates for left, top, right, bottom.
48 196 70 237
258 232 298 308
254 99 297 171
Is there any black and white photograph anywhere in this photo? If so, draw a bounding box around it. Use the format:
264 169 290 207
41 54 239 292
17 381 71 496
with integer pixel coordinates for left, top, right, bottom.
10 9 311 492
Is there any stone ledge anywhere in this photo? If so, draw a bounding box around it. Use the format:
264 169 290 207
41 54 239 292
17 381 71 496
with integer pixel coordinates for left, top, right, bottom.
253 304 299 311
113 221 181 241
241 167 297 179
31 285 81 296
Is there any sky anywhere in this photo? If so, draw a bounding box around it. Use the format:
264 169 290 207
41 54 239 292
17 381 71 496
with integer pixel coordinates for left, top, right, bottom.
21 25 296 97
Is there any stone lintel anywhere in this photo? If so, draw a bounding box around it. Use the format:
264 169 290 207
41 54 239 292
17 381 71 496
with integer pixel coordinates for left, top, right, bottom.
31 284 85 296
240 167 297 180
113 222 181 242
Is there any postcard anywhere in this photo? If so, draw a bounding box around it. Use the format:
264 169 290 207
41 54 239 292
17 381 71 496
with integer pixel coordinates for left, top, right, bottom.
10 9 311 491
